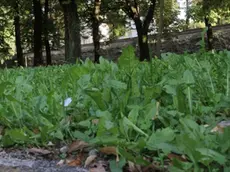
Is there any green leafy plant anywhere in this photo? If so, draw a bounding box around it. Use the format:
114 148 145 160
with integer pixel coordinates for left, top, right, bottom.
0 46 230 170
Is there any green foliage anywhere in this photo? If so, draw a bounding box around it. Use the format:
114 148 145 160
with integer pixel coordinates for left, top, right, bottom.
190 0 230 25
0 47 230 170
154 0 181 32
0 6 15 64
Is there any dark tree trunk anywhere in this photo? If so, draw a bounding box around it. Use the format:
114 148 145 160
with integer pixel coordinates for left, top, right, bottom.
33 0 43 66
156 0 164 58
124 0 156 61
138 32 150 61
204 17 213 51
14 0 24 67
186 0 190 28
135 19 150 61
92 0 101 63
59 0 81 63
44 0 52 65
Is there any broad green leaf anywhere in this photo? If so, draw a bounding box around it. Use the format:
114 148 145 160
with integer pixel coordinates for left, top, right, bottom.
170 158 193 171
102 88 111 102
77 74 91 89
180 118 200 132
95 110 112 119
105 120 114 130
224 167 230 172
200 61 211 72
175 86 187 113
6 129 29 142
184 56 196 68
53 130 64 140
147 127 175 152
109 157 126 172
78 120 91 128
123 117 148 137
118 147 149 166
144 86 162 103
107 80 127 90
2 135 14 147
15 76 24 84
118 45 138 72
128 107 140 125
40 116 54 128
85 89 107 110
183 70 195 84
73 131 90 142
196 148 226 165
176 134 202 164
164 85 177 95
0 82 11 96
92 135 120 145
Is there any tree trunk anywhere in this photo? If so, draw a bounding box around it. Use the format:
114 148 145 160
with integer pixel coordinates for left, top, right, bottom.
136 25 150 61
92 0 101 63
138 34 150 61
124 0 156 61
59 0 81 63
204 16 213 51
156 0 164 58
33 0 43 66
14 0 24 67
186 0 190 28
44 0 52 65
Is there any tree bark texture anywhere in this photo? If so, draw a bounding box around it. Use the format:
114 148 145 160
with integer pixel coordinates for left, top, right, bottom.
92 0 101 63
124 0 156 61
204 16 213 51
33 0 43 66
156 0 164 58
186 0 190 28
59 0 81 63
44 0 52 65
14 0 24 67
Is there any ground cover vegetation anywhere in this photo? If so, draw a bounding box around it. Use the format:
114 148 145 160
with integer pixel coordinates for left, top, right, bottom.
0 0 230 171
0 45 230 171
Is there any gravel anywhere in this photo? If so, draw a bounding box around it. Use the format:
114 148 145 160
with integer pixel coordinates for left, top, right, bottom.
0 150 88 172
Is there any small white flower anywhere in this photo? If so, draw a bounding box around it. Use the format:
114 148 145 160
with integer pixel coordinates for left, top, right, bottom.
64 97 72 107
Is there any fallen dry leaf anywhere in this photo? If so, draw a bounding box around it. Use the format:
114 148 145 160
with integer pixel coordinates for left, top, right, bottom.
68 158 82 166
99 146 117 156
211 120 230 133
128 161 141 172
84 155 97 167
90 167 106 172
100 146 119 162
142 163 163 172
33 128 40 134
211 126 224 133
28 148 51 155
92 119 99 125
167 153 187 162
89 161 108 172
60 146 68 153
67 140 89 153
56 159 65 166
67 152 84 166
